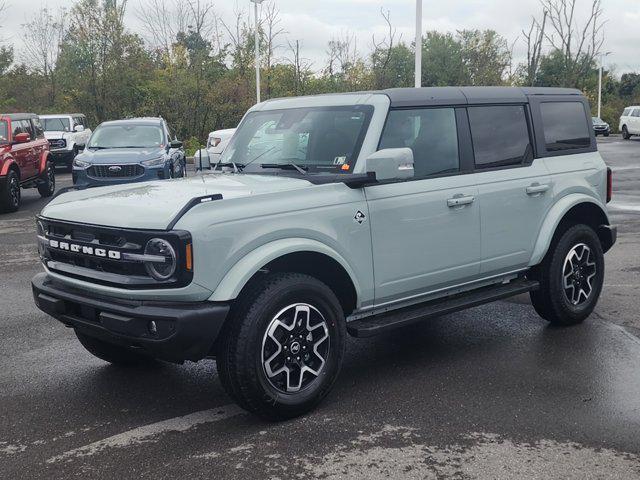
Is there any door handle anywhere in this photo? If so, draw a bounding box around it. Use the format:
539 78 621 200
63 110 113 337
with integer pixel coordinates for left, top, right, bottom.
526 183 550 196
447 195 475 208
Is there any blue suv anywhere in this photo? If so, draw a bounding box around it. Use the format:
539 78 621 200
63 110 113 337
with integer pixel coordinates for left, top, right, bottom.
72 117 185 187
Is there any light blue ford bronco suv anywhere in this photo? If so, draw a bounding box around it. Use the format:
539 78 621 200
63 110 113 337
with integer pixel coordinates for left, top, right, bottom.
32 87 616 419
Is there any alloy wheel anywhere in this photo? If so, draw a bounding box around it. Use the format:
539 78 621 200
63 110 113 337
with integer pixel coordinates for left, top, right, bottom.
9 175 20 207
562 243 597 306
261 303 330 393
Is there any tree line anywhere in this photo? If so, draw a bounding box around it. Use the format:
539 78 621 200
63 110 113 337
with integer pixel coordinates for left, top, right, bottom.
0 0 638 151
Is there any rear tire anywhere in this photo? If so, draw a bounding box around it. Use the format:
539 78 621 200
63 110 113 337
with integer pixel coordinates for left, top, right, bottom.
75 331 155 366
530 224 604 326
216 272 346 420
37 162 55 198
0 169 20 213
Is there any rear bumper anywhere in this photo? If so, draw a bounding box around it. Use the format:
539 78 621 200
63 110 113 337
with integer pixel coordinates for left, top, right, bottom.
32 272 229 363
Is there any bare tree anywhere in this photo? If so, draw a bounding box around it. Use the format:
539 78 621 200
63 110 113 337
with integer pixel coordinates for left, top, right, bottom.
286 39 312 95
136 0 217 54
21 7 68 106
541 0 605 86
371 8 398 88
261 2 286 98
522 9 548 86
326 31 358 76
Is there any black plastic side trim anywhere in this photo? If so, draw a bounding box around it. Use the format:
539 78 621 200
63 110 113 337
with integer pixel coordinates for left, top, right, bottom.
166 194 223 230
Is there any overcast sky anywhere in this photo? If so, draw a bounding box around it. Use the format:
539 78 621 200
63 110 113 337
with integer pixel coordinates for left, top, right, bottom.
2 0 638 76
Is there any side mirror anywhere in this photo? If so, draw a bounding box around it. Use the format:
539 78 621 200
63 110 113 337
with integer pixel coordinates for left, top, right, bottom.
364 148 414 182
195 148 211 171
170 140 183 149
14 132 30 143
74 125 85 133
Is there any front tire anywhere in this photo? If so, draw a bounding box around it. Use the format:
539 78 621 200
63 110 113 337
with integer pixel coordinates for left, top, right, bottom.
216 273 346 420
37 162 55 198
530 224 605 326
622 126 631 140
75 331 155 366
0 169 20 213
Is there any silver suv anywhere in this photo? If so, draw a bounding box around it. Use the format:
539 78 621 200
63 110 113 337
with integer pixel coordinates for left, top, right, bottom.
32 87 616 420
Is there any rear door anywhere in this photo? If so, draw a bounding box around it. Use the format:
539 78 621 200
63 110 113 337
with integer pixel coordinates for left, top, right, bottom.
366 107 481 306
11 120 38 179
470 105 552 275
631 108 640 134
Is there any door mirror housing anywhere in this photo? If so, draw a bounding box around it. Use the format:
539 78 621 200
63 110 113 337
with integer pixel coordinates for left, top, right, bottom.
13 132 30 143
170 140 183 149
364 148 414 182
195 148 211 171
73 125 85 133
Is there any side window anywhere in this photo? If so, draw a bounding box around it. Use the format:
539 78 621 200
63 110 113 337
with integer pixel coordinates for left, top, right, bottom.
540 102 591 151
379 108 459 177
32 118 45 138
468 105 531 168
23 120 35 139
633 109 640 118
12 120 24 137
622 108 631 117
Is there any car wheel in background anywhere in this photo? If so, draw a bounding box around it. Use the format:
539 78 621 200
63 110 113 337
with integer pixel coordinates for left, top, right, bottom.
216 272 346 420
529 224 604 326
0 169 21 213
622 126 631 140
37 162 55 198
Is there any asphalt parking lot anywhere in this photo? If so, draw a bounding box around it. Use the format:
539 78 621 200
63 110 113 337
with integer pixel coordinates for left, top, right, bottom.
1 140 639 479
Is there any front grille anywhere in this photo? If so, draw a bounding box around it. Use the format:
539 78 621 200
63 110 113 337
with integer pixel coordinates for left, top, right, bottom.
49 139 66 149
87 164 144 178
37 218 192 289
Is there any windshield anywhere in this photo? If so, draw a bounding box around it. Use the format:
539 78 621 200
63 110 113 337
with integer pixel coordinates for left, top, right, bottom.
88 124 164 149
42 117 71 132
221 106 373 173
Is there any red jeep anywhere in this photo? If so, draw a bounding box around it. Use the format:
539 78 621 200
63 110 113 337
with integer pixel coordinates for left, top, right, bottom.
0 113 54 213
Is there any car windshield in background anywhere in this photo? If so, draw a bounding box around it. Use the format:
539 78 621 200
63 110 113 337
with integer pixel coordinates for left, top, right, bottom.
88 124 164 149
42 117 71 132
0 121 8 144
221 106 373 173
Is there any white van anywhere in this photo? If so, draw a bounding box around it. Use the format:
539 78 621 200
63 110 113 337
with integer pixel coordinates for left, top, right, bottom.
619 106 640 139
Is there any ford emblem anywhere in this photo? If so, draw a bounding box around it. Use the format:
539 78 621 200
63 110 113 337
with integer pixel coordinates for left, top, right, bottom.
108 166 122 172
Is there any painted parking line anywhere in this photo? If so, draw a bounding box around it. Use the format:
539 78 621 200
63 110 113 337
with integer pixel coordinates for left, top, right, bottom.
46 404 245 464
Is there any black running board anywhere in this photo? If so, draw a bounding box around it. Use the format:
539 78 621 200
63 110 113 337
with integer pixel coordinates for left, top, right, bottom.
347 279 539 338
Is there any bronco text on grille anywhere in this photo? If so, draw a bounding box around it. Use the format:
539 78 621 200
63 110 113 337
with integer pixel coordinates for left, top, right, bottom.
87 164 144 178
36 217 193 289
48 139 66 149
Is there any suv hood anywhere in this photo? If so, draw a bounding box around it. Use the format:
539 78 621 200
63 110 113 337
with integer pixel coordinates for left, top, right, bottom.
44 131 69 140
41 173 313 229
76 148 165 165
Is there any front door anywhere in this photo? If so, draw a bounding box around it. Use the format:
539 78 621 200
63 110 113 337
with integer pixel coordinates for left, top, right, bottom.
366 107 481 307
11 119 38 179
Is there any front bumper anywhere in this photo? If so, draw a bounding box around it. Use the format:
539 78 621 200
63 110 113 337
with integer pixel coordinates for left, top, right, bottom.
32 272 229 363
594 127 610 135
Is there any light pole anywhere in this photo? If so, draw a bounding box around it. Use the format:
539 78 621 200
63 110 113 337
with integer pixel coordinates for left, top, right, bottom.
415 0 422 88
250 0 265 104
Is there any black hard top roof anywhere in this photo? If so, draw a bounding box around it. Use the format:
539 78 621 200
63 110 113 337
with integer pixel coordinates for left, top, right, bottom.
383 86 583 107
1 113 39 121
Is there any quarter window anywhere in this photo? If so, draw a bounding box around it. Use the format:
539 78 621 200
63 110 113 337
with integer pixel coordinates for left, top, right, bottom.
379 108 459 177
540 102 591 151
468 105 531 168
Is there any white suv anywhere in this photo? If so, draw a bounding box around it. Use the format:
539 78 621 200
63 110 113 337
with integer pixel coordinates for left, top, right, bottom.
40 114 92 170
619 106 640 139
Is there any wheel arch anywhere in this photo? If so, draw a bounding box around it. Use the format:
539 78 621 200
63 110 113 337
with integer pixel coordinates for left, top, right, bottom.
0 157 19 177
38 150 51 173
209 238 361 315
530 194 612 266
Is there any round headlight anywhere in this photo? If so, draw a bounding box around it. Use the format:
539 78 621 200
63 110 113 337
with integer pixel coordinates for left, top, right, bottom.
143 238 176 281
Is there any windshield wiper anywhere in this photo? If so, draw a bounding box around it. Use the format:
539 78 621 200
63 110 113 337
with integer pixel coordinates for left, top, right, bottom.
87 146 108 150
260 162 307 174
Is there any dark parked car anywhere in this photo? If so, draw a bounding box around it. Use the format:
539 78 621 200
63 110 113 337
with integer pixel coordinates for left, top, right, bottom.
0 113 54 213
72 117 185 187
592 116 610 136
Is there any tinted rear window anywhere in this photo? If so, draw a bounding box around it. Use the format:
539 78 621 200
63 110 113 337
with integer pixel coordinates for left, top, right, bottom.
468 105 531 168
540 102 590 151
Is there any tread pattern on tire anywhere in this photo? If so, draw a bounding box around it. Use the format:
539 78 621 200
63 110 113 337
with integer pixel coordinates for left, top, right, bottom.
216 272 345 420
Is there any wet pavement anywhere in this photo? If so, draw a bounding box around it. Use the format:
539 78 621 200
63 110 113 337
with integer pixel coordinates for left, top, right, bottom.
1 142 639 479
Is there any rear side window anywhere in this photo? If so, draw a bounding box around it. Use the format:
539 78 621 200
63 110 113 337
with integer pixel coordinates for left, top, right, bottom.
379 108 459 178
468 105 531 168
633 109 640 118
32 118 45 138
540 102 590 151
